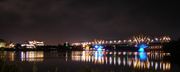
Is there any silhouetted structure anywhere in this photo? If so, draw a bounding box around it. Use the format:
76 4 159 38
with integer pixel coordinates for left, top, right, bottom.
163 39 180 65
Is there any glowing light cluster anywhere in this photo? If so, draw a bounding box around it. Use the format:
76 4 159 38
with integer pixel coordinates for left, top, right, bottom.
133 35 151 44
137 43 148 52
94 45 103 51
71 51 171 71
0 41 15 48
71 35 171 46
21 51 44 62
0 42 6 48
159 36 171 42
21 40 44 48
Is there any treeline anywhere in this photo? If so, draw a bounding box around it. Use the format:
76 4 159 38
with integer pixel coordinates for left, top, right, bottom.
0 43 139 52
163 39 180 65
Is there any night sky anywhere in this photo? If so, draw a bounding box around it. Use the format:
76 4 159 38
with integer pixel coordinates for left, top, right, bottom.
0 0 178 44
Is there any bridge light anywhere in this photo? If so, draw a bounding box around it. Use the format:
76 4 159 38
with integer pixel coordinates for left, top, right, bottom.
137 43 148 52
109 41 112 44
155 38 158 41
94 45 103 51
118 40 121 43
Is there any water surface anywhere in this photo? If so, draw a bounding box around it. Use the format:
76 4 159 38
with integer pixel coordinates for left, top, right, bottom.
0 51 179 72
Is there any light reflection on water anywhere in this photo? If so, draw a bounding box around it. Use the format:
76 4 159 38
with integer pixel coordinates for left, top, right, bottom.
0 51 15 61
0 51 44 62
20 51 44 62
0 51 171 71
71 51 171 71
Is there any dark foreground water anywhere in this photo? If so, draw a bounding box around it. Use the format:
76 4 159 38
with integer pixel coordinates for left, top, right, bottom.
0 51 180 72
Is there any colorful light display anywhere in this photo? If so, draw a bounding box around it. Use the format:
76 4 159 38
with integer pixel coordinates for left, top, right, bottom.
94 45 103 51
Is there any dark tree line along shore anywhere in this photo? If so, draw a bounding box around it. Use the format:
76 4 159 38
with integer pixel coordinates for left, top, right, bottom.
163 39 180 65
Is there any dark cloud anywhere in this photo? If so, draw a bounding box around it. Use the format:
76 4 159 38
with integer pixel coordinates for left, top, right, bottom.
0 0 178 44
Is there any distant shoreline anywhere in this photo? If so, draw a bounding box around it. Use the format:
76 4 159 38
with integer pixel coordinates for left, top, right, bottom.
0 47 163 52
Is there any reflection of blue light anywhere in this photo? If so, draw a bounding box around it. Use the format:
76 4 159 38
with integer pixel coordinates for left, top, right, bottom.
94 45 103 51
139 52 147 61
97 47 102 51
95 51 103 57
137 43 148 61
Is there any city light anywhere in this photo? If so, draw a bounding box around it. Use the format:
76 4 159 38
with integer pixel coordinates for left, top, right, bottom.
138 48 145 52
94 45 103 51
71 35 171 49
0 42 6 48
132 35 151 44
137 43 148 52
21 40 45 48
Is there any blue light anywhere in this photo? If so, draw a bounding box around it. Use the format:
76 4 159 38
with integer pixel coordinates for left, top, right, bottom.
97 47 102 51
138 48 145 52
137 43 148 52
139 52 147 61
139 44 148 49
137 43 148 61
94 45 103 51
95 45 99 48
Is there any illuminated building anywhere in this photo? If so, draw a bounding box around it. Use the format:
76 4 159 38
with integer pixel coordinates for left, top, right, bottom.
2 42 15 48
0 39 6 48
21 40 45 48
0 39 15 48
8 43 15 48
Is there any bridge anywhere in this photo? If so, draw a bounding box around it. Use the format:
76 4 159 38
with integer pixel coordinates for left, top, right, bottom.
71 35 171 50
72 36 171 45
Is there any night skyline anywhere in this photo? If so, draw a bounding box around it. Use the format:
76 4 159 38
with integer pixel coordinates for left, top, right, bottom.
0 0 178 44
